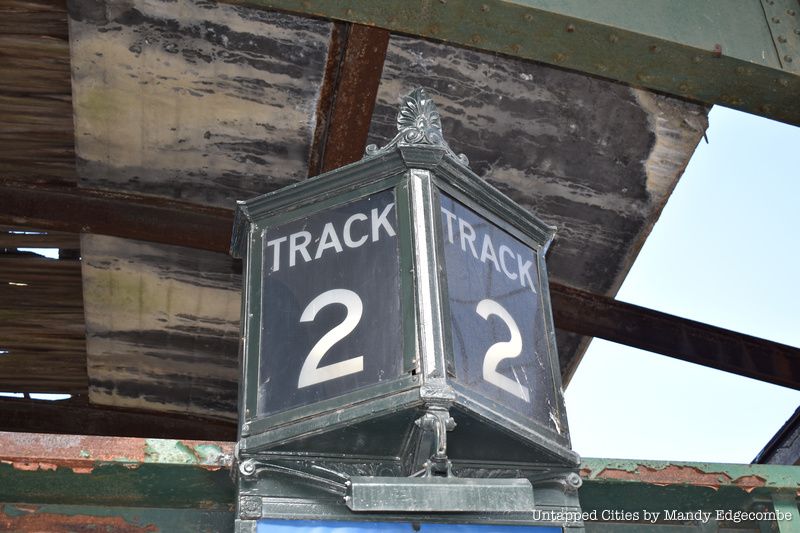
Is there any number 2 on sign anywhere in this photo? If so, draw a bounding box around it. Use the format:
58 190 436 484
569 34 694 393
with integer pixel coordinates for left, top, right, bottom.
476 299 531 402
295 290 530 402
297 289 364 388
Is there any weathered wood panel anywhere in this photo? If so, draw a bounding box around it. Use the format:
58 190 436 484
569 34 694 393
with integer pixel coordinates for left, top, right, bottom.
81 234 241 420
69 0 332 208
368 35 708 377
0 397 236 440
0 253 87 394
0 0 76 184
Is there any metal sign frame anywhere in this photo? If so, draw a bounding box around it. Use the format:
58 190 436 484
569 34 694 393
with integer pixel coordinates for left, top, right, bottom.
234 166 422 453
231 88 583 529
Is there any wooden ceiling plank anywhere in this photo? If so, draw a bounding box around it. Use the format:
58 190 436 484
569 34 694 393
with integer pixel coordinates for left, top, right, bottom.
68 0 333 209
0 253 87 395
0 0 74 186
0 398 235 440
81 234 241 421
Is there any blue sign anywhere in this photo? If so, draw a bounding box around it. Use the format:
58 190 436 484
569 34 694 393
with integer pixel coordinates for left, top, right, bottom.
257 520 560 532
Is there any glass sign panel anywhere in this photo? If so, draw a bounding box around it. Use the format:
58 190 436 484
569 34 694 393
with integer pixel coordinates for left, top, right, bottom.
440 194 562 434
258 191 403 417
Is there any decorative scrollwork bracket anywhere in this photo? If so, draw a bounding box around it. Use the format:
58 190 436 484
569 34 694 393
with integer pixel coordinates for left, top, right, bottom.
414 405 457 477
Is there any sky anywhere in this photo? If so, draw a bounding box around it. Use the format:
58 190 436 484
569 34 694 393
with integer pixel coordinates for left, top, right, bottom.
564 106 800 463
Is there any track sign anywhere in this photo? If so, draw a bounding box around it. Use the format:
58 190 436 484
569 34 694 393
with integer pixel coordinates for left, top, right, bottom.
231 87 577 472
440 195 561 434
258 191 403 417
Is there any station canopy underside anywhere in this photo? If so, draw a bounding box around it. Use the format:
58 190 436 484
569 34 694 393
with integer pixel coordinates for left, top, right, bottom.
0 0 797 446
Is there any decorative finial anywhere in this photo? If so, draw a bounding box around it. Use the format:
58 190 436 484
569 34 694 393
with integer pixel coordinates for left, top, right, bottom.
365 88 469 166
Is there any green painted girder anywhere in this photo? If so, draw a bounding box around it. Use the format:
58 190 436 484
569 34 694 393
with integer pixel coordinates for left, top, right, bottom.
580 458 800 520
0 503 233 533
3 433 799 529
228 0 800 126
0 432 235 510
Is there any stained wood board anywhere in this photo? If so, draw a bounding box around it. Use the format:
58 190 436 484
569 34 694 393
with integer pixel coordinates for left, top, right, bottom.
69 0 332 417
0 253 87 394
81 234 241 420
0 0 75 185
367 35 708 377
69 0 332 208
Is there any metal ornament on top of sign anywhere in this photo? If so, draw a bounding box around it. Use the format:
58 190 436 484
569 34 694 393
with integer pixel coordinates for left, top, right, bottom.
365 87 470 166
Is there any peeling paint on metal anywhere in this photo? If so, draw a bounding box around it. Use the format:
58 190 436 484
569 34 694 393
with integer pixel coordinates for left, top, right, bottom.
144 439 231 467
194 444 231 466
729 474 769 493
11 461 58 472
0 431 234 465
0 430 235 496
581 459 796 491
144 439 198 464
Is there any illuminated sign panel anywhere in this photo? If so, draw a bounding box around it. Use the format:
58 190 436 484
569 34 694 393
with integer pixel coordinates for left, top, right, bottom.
440 195 561 434
258 191 403 417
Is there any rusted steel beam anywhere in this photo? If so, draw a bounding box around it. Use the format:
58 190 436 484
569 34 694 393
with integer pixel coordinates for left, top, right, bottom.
0 182 234 252
0 432 235 509
550 283 800 390
307 21 347 177
308 23 390 176
0 398 236 441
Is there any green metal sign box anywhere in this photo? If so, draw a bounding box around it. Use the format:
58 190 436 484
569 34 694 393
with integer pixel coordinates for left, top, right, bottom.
231 89 583 530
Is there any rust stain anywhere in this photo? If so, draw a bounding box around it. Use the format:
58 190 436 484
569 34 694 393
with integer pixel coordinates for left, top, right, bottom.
0 505 159 532
0 433 149 463
11 461 58 472
0 432 233 467
730 475 768 493
587 465 769 492
594 465 728 489
7 460 97 475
